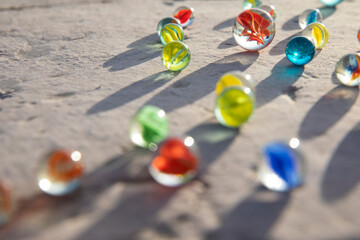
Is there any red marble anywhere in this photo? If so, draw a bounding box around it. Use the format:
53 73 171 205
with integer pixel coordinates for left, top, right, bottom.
152 138 198 175
173 9 192 24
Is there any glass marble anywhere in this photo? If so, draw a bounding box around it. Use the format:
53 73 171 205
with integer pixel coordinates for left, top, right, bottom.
335 54 360 87
129 105 169 150
173 6 194 28
215 86 255 128
302 23 329 49
358 28 360 43
286 36 315 65
0 181 12 226
257 138 304 192
215 71 255 96
157 17 181 37
149 137 199 187
161 41 191 71
258 4 276 21
233 8 276 51
243 0 262 10
38 149 84 196
320 0 343 6
160 23 184 45
298 8 323 30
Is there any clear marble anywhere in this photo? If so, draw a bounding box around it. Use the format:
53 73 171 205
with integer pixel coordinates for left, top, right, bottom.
335 54 360 87
298 8 323 30
233 8 276 51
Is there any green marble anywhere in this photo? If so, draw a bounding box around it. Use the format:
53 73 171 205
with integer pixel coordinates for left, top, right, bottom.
130 106 169 150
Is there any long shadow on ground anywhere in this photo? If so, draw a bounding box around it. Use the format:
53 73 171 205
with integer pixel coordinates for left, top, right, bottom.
90 51 258 115
0 148 153 240
213 18 233 31
143 51 259 113
256 57 304 108
321 121 360 203
74 121 238 240
0 120 238 240
269 32 299 56
298 86 359 140
206 186 290 240
103 33 162 72
87 71 179 115
217 37 237 49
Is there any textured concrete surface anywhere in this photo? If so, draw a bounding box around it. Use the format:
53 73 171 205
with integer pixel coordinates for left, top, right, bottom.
0 0 360 239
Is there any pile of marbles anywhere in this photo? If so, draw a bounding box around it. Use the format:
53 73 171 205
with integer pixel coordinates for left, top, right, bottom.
129 69 304 191
285 8 329 65
157 6 194 71
283 3 360 88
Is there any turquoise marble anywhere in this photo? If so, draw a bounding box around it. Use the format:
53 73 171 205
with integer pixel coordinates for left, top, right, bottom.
286 36 315 65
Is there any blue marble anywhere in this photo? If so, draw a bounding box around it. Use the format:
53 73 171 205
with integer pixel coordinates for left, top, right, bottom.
257 138 304 192
263 142 301 189
286 36 315 65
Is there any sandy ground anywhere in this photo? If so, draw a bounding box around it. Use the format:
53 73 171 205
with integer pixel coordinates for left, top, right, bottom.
0 0 360 239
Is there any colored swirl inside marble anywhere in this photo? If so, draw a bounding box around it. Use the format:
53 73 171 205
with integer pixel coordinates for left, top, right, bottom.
174 9 192 24
299 8 323 29
48 150 84 182
257 141 303 192
302 23 329 49
161 41 191 71
153 138 198 175
160 23 184 45
233 8 275 51
336 54 360 87
237 10 271 45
